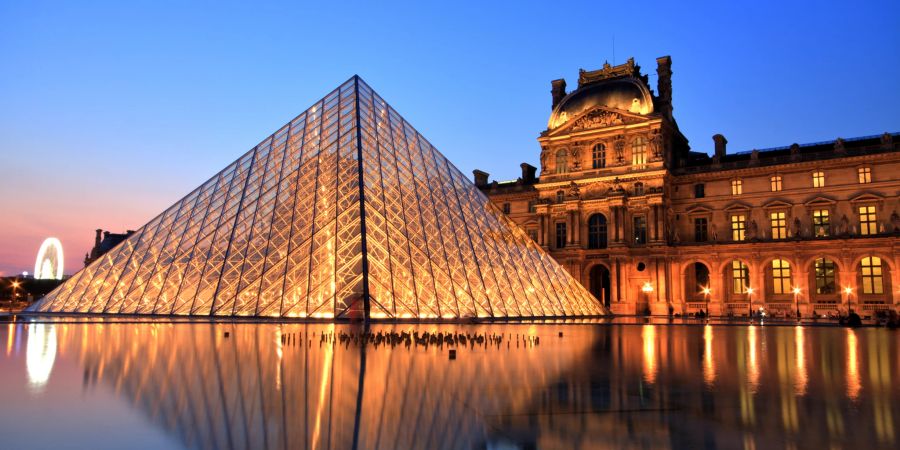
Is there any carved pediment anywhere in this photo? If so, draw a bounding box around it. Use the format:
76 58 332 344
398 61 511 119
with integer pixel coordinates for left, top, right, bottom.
569 108 642 132
762 199 793 210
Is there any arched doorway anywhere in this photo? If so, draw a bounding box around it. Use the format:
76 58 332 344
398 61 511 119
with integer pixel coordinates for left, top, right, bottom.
590 264 611 308
684 262 711 302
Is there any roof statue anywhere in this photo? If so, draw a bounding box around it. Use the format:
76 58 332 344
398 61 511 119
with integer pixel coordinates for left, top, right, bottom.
29 76 605 319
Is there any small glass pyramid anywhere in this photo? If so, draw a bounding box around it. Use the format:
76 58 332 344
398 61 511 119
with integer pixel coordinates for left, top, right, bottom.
30 77 605 319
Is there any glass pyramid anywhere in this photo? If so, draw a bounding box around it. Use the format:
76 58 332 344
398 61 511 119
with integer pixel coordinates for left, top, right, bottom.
31 77 605 319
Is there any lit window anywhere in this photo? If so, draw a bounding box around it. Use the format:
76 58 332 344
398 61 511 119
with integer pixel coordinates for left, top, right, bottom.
632 137 648 167
555 149 568 174
501 203 511 214
858 167 871 184
587 214 608 249
858 205 877 235
770 175 783 192
634 182 644 196
812 209 830 237
694 217 708 242
814 258 836 295
812 171 825 188
555 222 567 249
771 259 792 294
731 214 746 241
556 190 565 203
731 261 750 294
860 256 883 294
694 184 705 198
731 179 743 196
592 144 606 169
633 216 647 245
770 211 787 239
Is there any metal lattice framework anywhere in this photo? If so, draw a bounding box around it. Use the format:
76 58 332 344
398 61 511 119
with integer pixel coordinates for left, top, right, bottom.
31 77 604 319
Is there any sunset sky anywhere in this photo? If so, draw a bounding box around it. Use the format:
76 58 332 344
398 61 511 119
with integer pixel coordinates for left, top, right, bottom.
1 0 898 276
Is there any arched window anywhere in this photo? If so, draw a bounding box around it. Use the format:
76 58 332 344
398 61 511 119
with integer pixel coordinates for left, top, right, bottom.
556 190 565 203
555 149 568 174
632 137 648 166
771 259 792 294
861 256 884 294
814 258 836 294
587 214 608 249
731 261 750 294
592 144 606 169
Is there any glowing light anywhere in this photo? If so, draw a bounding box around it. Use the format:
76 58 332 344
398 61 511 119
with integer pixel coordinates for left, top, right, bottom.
26 324 57 393
746 287 755 295
846 329 860 400
642 325 657 384
792 287 801 295
34 237 64 280
844 286 853 295
641 282 654 293
701 286 711 296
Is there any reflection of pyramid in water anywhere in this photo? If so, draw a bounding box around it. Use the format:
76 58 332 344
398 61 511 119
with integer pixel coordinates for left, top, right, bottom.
32 77 604 319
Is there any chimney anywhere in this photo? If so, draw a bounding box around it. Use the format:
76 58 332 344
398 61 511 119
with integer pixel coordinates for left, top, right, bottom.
551 79 567 110
655 56 673 117
713 134 727 159
473 169 489 187
520 163 537 183
94 229 102 247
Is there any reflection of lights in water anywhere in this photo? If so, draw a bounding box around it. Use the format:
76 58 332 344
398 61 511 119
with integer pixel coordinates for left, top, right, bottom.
846 329 860 401
868 333 895 443
703 325 715 386
642 325 657 384
275 327 283 391
747 326 759 391
7 323 14 356
794 326 807 395
26 324 57 393
312 324 334 449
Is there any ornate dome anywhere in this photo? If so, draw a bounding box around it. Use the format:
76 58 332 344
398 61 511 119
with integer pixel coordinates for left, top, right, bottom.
548 78 654 130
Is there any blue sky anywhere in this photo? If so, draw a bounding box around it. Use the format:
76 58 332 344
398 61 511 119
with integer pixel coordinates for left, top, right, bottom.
1 0 898 274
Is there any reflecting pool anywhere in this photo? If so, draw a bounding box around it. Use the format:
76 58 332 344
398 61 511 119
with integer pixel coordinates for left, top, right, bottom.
1 321 898 449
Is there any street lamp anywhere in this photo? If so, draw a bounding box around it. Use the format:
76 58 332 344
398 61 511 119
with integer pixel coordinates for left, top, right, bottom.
10 280 20 309
746 287 755 319
641 282 653 315
792 287 802 321
843 286 854 315
702 286 711 319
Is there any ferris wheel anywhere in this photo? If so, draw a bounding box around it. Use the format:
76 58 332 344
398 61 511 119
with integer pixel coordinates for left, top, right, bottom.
34 238 64 280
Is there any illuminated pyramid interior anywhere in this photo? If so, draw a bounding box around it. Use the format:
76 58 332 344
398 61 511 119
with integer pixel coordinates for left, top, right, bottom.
32 77 605 319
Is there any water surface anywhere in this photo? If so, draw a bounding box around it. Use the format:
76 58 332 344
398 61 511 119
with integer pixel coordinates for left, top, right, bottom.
1 321 897 449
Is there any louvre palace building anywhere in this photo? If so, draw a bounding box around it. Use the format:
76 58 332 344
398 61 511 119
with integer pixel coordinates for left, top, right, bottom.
476 56 900 317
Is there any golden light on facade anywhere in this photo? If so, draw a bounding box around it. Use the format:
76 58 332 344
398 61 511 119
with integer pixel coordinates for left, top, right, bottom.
641 282 654 293
29 77 604 320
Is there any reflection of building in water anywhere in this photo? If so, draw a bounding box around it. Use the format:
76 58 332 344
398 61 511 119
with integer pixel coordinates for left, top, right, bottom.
26 324 57 393
64 323 593 449
29 323 899 449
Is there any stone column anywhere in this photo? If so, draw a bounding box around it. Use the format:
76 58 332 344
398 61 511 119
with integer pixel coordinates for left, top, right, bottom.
573 209 581 246
566 210 574 246
649 205 658 241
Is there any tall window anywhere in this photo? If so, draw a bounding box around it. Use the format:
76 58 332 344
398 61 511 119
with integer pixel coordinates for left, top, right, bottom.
771 175 783 192
860 256 884 294
633 216 647 245
859 205 877 235
587 214 608 249
731 261 750 294
694 184 705 198
592 144 606 169
771 259 792 295
632 137 648 166
858 167 872 184
694 217 708 242
812 209 830 237
770 211 787 239
731 179 743 196
634 182 644 196
812 171 825 188
502 203 511 214
528 200 536 213
556 190 565 203
555 149 568 174
814 258 836 294
731 214 746 241
555 222 567 249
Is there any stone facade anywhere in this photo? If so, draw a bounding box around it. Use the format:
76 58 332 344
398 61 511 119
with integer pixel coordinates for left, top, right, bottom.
477 56 900 318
